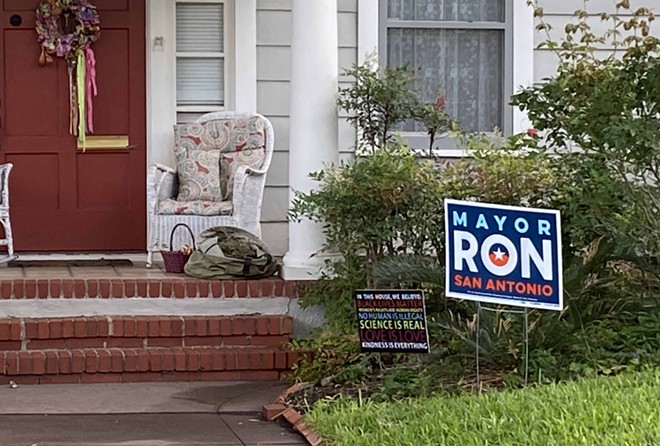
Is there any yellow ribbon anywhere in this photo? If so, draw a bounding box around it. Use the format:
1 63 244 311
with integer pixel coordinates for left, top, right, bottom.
76 49 87 151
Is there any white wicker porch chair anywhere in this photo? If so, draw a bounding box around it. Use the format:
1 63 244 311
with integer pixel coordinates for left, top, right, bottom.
147 112 274 267
0 163 14 263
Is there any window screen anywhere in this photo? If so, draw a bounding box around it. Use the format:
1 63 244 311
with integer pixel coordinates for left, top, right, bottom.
175 2 225 121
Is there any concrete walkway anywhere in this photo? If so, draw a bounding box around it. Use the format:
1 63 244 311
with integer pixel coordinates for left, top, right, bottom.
0 382 305 446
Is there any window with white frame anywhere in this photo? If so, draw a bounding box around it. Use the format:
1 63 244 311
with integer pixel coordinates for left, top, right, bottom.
381 0 513 140
175 0 230 123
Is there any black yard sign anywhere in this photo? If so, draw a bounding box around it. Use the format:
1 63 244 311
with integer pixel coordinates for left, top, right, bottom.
355 290 430 354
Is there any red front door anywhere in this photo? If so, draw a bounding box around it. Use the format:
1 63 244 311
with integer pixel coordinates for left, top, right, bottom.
0 0 146 252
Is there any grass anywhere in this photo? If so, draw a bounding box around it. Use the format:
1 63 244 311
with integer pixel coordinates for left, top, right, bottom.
306 368 660 446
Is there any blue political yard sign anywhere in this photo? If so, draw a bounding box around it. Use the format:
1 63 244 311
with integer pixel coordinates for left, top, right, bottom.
445 200 563 311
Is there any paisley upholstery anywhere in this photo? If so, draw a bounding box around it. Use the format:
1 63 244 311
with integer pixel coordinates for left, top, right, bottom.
174 116 266 154
175 149 221 202
220 147 265 201
173 116 267 202
157 198 232 216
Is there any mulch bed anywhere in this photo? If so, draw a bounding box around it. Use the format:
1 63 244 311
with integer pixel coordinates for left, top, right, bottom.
283 382 375 414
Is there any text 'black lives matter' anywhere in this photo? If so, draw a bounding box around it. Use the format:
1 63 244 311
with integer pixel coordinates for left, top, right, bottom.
355 290 430 354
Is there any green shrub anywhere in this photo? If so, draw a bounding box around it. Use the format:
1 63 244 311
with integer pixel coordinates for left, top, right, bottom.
370 133 657 389
307 369 660 446
289 144 445 333
291 128 653 387
513 2 660 260
440 132 564 209
289 333 369 386
291 144 444 264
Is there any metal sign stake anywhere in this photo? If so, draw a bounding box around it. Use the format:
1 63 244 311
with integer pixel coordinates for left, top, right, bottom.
524 307 529 386
476 302 481 390
475 304 531 389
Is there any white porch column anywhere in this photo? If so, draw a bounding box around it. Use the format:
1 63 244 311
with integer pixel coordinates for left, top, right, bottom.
281 0 339 280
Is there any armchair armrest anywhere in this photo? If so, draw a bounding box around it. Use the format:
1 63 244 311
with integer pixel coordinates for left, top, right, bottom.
155 163 176 174
231 164 267 236
245 166 268 176
0 163 12 209
148 164 178 214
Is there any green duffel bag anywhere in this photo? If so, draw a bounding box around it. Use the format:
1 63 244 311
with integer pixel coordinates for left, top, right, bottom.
184 226 279 280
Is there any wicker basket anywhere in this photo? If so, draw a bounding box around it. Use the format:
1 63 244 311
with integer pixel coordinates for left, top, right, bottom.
161 223 196 274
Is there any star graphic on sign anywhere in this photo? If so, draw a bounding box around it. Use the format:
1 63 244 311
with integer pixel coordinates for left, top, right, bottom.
493 248 505 260
489 246 509 267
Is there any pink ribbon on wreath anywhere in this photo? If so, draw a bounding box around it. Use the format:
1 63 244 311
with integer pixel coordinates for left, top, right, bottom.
85 47 98 133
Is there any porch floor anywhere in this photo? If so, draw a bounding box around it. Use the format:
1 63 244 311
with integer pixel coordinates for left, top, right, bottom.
1 260 178 279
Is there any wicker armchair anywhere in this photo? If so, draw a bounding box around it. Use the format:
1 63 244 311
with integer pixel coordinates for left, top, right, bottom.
0 163 14 263
147 112 274 267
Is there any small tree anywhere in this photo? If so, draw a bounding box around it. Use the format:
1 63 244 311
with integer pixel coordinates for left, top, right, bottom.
338 56 452 154
512 1 660 260
338 62 418 152
413 94 453 156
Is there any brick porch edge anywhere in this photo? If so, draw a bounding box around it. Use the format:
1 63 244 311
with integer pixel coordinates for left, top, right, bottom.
0 278 311 300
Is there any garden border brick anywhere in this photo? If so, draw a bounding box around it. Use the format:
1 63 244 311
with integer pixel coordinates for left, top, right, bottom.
268 383 324 446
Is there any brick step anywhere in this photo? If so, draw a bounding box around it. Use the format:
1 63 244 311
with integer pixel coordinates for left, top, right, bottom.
0 315 309 385
0 278 303 299
0 315 293 351
1 346 309 385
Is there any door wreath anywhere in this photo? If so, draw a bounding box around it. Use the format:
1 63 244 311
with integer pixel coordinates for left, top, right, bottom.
35 0 100 148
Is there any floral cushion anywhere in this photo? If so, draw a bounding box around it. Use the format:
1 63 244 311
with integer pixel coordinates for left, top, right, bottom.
175 149 221 202
174 116 266 153
173 116 267 202
156 199 232 216
220 147 265 200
